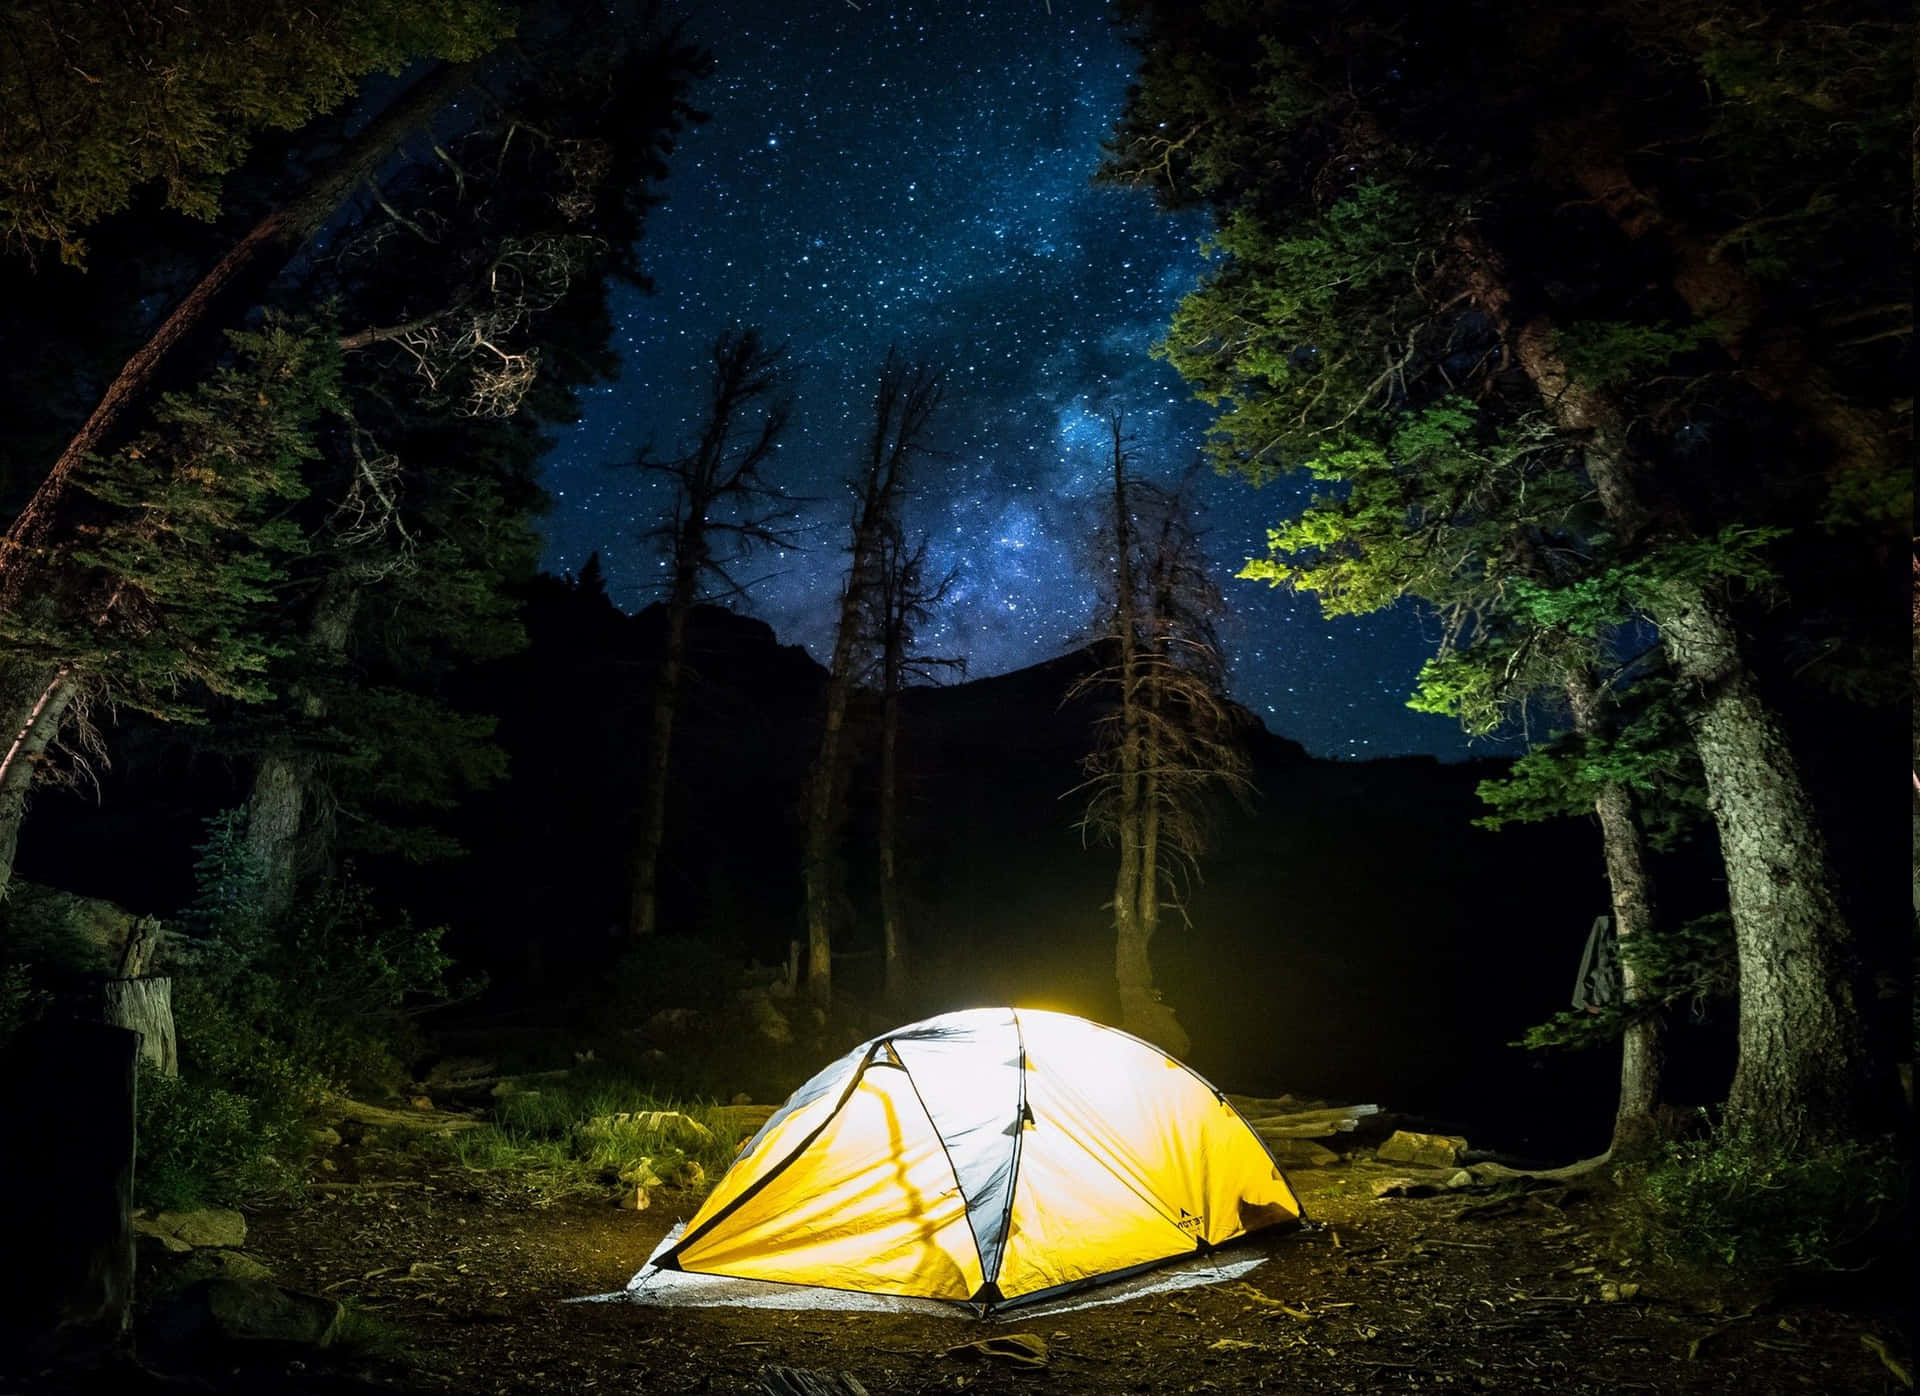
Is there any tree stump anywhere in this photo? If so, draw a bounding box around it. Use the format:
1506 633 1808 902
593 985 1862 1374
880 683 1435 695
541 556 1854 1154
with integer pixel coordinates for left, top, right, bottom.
0 1021 139 1356
98 976 176 1077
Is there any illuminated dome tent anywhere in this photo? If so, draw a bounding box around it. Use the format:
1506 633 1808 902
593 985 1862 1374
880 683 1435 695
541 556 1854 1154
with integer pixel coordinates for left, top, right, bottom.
651 1007 1302 1311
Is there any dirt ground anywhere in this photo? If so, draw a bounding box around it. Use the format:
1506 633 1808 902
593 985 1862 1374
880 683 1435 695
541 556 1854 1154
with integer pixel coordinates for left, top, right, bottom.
161 1129 1911 1396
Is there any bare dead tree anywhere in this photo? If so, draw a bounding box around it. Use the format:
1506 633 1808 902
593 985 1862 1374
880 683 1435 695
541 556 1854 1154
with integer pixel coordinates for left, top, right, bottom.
803 352 942 1005
626 328 793 938
870 523 962 1003
1072 418 1251 1054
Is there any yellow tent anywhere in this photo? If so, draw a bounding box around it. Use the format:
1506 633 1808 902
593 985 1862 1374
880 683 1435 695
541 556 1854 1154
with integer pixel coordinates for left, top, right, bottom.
655 1007 1302 1311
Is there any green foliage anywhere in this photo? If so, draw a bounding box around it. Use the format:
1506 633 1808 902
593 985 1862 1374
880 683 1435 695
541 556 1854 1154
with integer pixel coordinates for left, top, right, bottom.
444 1066 748 1204
1473 691 1708 851
143 810 462 1206
0 0 516 264
2 316 342 722
1516 912 1735 1052
134 1065 304 1210
1505 527 1787 637
1551 320 1718 391
1636 1125 1906 1270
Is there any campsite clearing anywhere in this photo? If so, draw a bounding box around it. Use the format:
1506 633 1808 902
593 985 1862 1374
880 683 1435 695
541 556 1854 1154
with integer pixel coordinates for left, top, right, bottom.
124 1128 1905 1394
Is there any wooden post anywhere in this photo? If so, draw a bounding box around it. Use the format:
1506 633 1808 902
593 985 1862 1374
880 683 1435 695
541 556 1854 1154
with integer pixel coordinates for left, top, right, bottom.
0 1021 139 1354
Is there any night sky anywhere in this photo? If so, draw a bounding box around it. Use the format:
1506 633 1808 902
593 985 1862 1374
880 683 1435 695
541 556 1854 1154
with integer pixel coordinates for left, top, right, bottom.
540 0 1477 760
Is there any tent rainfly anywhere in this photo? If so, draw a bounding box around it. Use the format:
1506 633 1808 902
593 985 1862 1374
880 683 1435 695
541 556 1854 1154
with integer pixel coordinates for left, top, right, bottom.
652 1007 1303 1312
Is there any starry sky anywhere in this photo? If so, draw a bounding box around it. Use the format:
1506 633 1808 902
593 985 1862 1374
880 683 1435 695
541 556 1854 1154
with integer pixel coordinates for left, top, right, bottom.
540 0 1479 760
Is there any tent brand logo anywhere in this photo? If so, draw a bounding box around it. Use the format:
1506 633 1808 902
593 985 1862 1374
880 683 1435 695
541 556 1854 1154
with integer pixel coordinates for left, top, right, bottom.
1176 1209 1204 1237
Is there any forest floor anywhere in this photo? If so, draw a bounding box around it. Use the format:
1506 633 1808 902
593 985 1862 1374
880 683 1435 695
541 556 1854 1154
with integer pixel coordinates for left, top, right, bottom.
90 1114 1910 1396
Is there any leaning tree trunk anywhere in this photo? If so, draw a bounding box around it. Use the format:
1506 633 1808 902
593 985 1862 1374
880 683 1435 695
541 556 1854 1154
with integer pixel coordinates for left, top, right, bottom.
0 61 481 622
630 573 695 938
1514 317 1876 1145
0 665 79 900
1564 670 1663 1159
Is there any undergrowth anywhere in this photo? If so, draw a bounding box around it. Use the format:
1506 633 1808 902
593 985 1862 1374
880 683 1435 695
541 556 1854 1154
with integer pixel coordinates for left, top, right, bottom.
443 1063 750 1203
1632 1123 1907 1272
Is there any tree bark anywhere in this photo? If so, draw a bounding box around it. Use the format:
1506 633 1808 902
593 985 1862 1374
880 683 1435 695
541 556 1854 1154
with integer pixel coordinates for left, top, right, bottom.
803 591 862 1007
879 685 906 1003
0 61 481 620
97 977 177 1077
1653 580 1873 1143
630 568 695 938
1514 316 1877 1144
0 665 79 900
246 574 358 920
1563 671 1663 1159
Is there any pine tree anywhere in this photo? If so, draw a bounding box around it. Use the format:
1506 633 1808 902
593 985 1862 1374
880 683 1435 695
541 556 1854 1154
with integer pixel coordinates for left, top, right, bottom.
1105 0 1903 1144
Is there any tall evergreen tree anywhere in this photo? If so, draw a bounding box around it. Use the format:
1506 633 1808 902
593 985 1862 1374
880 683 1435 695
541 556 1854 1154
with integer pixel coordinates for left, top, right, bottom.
1105 0 1905 1144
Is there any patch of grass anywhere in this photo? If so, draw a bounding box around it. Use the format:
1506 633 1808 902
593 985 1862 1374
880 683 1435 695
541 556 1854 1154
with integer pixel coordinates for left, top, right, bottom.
443 1064 751 1203
1633 1124 1906 1271
330 1301 417 1362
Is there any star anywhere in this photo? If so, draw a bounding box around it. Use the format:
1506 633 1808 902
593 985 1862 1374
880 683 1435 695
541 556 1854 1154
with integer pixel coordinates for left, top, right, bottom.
538 0 1475 760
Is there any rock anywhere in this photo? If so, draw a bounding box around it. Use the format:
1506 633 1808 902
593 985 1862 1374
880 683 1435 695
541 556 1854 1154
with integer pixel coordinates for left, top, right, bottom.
741 989 794 1046
617 1186 651 1211
171 1250 276 1286
152 1208 247 1249
1446 1169 1474 1189
1268 1139 1340 1168
732 1092 754 1106
410 1094 434 1111
1375 1130 1467 1169
155 1278 341 1348
617 1158 664 1189
133 1220 192 1255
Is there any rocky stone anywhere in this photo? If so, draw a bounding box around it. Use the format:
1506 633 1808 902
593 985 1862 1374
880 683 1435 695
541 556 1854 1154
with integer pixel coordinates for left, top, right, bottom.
171 1250 276 1286
731 1092 754 1106
133 1220 192 1255
616 1185 651 1211
741 989 794 1045
617 1158 664 1189
1268 1139 1341 1168
1375 1130 1467 1169
154 1278 341 1348
410 1094 435 1111
152 1208 247 1249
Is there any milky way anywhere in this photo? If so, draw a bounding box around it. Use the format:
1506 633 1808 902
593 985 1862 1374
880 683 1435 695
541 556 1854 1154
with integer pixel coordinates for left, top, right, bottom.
540 0 1480 759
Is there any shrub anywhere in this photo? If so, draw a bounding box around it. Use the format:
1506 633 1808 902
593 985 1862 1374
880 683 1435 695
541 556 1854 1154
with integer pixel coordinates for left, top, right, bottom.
1636 1123 1907 1271
135 1065 304 1209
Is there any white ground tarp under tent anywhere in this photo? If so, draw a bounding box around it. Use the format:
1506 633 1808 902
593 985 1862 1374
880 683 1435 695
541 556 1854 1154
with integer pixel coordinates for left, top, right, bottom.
583 1223 1270 1319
